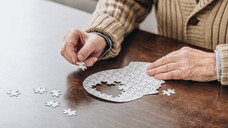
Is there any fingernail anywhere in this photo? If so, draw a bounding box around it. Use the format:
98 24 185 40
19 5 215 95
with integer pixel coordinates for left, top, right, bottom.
78 55 83 61
72 58 76 63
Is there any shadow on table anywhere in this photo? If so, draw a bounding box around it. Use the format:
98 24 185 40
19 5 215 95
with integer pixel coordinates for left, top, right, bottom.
63 70 93 108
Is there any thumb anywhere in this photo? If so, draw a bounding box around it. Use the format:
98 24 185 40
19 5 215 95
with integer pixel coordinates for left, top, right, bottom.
77 39 95 62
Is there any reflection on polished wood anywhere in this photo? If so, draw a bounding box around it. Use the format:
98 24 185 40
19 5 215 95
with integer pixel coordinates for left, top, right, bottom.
66 30 228 128
0 0 227 128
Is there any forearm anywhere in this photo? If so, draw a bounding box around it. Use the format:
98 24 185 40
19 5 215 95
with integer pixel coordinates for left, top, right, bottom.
84 0 153 59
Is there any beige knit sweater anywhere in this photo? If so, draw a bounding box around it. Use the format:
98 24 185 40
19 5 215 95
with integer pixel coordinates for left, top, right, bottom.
84 0 228 85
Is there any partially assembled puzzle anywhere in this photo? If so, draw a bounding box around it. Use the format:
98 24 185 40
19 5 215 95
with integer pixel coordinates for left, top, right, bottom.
83 62 167 102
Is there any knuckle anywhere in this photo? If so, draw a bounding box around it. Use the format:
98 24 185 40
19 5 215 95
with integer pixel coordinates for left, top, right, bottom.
181 51 190 58
164 64 169 71
169 72 174 79
79 53 85 59
180 46 191 51
160 56 167 63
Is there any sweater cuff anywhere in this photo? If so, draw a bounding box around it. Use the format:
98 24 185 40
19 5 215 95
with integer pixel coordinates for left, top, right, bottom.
216 44 228 85
214 50 222 82
84 13 124 60
90 32 112 59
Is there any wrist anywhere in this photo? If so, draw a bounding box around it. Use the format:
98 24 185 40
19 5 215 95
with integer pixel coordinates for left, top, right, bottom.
90 33 107 50
211 53 217 80
90 32 112 58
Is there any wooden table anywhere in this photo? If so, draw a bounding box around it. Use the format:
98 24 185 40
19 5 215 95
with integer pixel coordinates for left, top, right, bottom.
0 0 227 128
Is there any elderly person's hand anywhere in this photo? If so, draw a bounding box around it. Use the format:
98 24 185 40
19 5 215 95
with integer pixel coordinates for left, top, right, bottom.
61 29 106 67
147 47 217 82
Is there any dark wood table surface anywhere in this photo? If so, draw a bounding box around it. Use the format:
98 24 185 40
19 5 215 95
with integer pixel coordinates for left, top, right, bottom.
0 0 227 128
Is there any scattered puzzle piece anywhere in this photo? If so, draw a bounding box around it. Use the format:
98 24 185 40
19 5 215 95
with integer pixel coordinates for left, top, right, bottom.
6 88 79 117
168 89 175 94
63 109 77 116
34 87 47 94
76 62 87 71
45 101 60 108
50 89 61 97
162 89 175 96
7 90 21 97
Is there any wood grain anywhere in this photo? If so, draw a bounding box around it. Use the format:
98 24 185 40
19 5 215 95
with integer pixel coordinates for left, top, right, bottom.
65 29 228 128
0 1 227 128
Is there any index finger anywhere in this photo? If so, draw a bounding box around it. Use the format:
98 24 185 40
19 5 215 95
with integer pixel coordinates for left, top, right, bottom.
65 42 77 64
63 30 82 64
147 54 177 70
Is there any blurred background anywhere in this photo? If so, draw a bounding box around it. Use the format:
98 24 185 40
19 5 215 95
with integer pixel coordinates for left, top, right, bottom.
50 0 158 34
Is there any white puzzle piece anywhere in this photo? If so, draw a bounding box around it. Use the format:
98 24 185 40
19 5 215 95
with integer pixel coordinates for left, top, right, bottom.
45 101 60 108
63 109 77 116
7 90 21 97
34 87 47 94
76 62 87 71
50 89 61 98
83 62 165 102
162 89 175 96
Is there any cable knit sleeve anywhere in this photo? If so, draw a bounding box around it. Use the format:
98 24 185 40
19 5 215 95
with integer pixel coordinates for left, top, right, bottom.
216 44 228 85
84 0 153 59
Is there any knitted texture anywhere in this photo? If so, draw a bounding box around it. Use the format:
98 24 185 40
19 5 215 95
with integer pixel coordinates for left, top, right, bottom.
84 0 228 85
